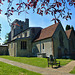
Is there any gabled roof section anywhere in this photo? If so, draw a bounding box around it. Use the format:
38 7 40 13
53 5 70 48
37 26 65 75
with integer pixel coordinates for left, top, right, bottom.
65 29 72 39
13 27 42 37
34 23 59 41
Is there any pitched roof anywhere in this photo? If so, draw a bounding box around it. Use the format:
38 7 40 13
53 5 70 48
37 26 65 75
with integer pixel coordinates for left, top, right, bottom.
34 23 59 41
65 29 72 39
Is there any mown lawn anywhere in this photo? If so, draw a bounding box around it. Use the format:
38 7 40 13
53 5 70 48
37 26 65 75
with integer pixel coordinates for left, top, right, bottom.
0 55 73 68
70 67 75 74
0 61 41 75
56 59 72 66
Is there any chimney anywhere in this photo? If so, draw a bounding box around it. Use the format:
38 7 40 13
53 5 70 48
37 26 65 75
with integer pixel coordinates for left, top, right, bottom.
25 18 29 27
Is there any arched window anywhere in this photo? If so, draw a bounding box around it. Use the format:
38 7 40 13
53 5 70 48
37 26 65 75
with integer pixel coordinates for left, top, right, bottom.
58 47 62 58
59 31 64 47
64 48 68 55
42 43 44 49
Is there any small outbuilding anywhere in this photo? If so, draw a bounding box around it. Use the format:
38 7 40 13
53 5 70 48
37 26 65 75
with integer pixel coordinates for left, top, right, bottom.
0 45 8 55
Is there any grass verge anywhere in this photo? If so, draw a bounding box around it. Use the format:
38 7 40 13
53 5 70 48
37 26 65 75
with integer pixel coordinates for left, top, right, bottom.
0 61 41 75
0 55 72 68
56 59 72 66
70 67 75 74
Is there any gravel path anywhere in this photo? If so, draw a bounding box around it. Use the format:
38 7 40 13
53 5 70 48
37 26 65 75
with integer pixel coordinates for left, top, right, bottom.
0 58 75 75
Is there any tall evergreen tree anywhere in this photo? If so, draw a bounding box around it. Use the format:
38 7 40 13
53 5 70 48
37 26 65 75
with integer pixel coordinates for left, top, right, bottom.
66 25 70 30
71 26 74 31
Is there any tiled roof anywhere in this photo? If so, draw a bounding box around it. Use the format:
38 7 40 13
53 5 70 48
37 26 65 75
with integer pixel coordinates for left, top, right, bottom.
34 23 59 41
65 29 72 39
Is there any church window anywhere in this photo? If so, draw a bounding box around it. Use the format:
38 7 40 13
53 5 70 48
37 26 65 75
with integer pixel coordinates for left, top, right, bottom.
42 43 44 49
21 41 27 49
59 31 64 47
20 34 22 38
25 32 27 37
64 48 68 55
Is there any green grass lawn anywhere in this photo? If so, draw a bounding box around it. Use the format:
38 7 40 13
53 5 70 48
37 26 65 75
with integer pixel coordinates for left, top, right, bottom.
0 55 73 68
70 67 75 74
0 61 41 75
56 59 72 66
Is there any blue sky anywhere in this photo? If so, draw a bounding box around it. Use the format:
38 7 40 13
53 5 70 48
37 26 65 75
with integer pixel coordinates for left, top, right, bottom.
0 0 75 44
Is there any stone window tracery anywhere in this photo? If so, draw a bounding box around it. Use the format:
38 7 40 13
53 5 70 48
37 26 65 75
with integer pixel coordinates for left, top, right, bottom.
21 41 27 49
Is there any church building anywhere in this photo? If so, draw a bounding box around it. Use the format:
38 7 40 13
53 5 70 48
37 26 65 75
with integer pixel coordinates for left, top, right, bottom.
7 19 75 58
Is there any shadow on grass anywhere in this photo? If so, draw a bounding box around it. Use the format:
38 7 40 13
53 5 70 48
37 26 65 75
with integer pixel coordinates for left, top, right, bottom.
52 66 62 69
